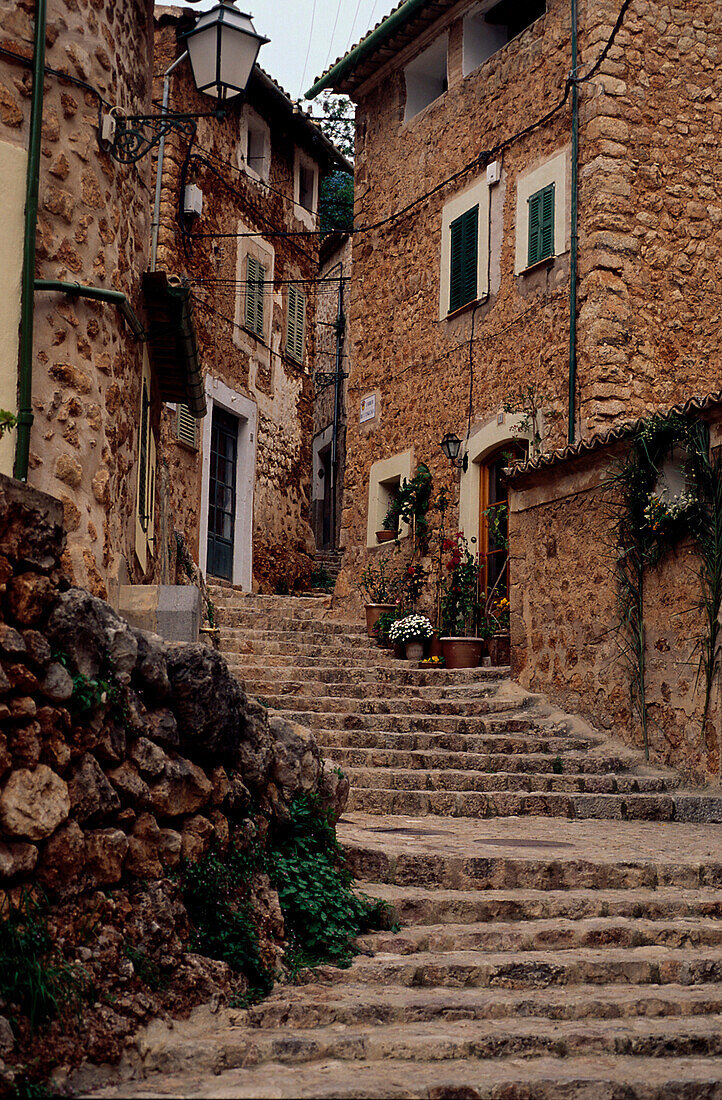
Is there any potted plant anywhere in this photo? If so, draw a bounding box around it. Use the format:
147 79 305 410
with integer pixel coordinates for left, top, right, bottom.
372 607 404 648
488 595 511 666
376 506 398 543
359 556 399 636
439 533 487 669
389 613 434 661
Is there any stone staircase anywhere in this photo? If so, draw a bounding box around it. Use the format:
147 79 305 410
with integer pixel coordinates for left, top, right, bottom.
92 589 722 1098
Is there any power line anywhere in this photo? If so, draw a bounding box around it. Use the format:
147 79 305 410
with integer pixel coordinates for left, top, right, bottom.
324 0 346 69
298 0 319 101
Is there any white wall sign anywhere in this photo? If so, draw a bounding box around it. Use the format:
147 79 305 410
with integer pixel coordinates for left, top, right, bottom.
360 394 376 423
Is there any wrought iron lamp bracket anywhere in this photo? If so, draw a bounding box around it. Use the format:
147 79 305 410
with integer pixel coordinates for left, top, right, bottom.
104 109 226 165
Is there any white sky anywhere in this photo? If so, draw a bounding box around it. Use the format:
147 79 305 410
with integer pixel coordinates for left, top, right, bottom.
162 0 401 101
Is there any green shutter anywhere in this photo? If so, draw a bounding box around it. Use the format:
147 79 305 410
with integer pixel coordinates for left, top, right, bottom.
527 183 555 267
286 285 306 363
245 255 266 338
449 205 478 313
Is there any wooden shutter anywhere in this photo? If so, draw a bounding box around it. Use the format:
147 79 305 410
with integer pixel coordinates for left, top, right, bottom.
176 403 198 449
528 183 555 267
286 285 306 363
244 255 266 338
449 205 478 313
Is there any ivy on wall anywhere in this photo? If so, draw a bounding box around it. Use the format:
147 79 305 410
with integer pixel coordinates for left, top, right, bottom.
612 413 722 759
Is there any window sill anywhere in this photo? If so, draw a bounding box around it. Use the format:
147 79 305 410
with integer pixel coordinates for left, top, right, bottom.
518 255 555 277
242 325 265 344
445 296 485 321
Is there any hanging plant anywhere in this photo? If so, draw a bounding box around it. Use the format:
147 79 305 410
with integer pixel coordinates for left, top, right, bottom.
383 463 434 552
611 412 722 758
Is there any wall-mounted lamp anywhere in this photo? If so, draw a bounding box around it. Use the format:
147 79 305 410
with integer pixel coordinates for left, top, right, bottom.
102 2 268 164
440 432 468 472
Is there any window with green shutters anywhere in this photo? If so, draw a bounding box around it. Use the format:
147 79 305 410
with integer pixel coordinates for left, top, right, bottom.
286 285 306 363
244 254 266 338
527 183 555 267
449 205 478 314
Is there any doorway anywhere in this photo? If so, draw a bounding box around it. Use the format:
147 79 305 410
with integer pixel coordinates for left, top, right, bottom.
478 442 526 604
207 406 238 580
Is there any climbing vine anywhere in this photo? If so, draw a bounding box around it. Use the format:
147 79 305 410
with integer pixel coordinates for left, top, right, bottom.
611 413 722 757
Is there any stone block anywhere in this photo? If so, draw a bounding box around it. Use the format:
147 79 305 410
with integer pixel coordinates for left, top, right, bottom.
119 585 202 644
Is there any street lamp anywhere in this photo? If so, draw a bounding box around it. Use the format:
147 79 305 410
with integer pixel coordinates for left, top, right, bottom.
183 4 269 101
102 2 268 164
440 432 468 472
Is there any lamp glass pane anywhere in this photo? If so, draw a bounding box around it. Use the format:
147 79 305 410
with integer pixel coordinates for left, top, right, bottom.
186 21 220 94
441 433 461 460
186 5 266 99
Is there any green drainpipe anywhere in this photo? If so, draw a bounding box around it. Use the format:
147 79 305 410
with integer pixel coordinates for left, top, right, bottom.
35 280 147 341
568 0 579 445
14 0 47 481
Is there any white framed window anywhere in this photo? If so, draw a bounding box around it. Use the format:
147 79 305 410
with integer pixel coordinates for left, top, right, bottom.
463 0 546 76
244 254 266 340
286 285 306 363
404 34 448 122
240 105 270 182
293 149 319 229
514 148 569 274
366 451 413 549
439 177 490 319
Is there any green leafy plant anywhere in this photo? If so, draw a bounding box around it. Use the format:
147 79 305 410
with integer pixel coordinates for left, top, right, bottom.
502 385 560 458
383 464 434 552
440 533 482 637
267 796 388 971
372 607 405 645
310 566 335 593
359 554 400 604
0 893 85 1034
123 945 164 991
0 409 17 440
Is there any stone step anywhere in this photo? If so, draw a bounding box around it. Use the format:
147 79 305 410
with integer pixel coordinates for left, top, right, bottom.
345 787 679 820
270 710 573 737
134 1014 722 1080
221 639 386 659
343 766 672 795
217 625 372 644
216 610 361 630
357 917 722 955
324 744 640 773
260 693 499 715
319 730 601 755
246 980 722 1030
305 945 722 990
236 676 505 697
363 883 722 926
208 588 333 610
92 1053 722 1099
226 660 503 685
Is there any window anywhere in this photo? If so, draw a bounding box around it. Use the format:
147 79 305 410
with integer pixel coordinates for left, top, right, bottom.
527 183 555 267
244 254 266 339
463 0 546 74
286 285 306 363
135 350 156 572
405 34 448 121
366 451 413 548
449 205 479 313
240 106 270 182
176 403 198 449
299 166 315 212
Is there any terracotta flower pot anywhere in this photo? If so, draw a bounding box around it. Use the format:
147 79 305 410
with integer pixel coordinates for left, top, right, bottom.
393 642 406 659
441 637 483 670
489 633 511 667
376 530 396 543
405 641 424 661
428 632 444 659
365 603 396 637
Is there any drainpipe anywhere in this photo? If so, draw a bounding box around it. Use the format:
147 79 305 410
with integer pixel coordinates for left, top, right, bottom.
150 51 188 272
35 280 147 340
568 0 579 444
14 0 47 482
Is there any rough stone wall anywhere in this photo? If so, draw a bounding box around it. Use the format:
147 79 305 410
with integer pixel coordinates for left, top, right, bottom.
0 472 348 1082
333 0 722 608
576 0 722 430
0 0 158 601
154 16 320 593
509 436 720 784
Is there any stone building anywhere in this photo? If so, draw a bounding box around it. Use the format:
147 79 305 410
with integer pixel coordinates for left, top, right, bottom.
0 0 205 605
307 0 722 611
311 231 351 556
154 8 351 594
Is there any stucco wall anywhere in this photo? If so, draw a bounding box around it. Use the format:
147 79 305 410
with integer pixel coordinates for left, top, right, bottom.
509 431 721 785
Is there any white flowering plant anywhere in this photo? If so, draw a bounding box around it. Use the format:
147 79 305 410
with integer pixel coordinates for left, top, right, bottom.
388 614 434 644
643 490 697 533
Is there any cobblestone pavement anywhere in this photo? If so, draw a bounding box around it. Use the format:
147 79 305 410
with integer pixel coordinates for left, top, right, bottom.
83 592 722 1098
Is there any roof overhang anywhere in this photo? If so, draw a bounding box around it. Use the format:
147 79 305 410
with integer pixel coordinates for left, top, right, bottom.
142 271 206 419
306 0 457 99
